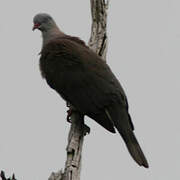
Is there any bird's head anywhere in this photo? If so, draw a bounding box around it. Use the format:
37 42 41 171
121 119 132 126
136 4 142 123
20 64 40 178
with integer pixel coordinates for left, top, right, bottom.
32 13 55 32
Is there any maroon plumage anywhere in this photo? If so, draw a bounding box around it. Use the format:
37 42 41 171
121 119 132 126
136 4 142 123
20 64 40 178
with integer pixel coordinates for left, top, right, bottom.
33 13 149 168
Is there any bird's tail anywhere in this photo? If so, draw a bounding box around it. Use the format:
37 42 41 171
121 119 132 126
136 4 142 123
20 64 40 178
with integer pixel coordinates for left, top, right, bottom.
120 129 149 168
106 106 149 168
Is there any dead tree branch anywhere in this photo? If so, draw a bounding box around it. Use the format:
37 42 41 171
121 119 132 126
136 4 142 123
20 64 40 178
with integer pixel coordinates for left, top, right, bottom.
89 0 109 60
48 1 110 180
0 171 16 180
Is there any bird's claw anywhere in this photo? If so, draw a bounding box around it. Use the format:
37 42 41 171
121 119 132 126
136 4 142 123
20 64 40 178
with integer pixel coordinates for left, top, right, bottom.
67 108 73 122
66 104 90 135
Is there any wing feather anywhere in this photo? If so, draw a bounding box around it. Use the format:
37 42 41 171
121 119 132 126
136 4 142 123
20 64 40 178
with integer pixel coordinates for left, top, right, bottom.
40 37 132 132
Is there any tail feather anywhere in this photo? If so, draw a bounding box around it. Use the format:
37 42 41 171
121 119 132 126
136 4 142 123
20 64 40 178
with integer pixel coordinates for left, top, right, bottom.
122 130 149 168
107 106 149 168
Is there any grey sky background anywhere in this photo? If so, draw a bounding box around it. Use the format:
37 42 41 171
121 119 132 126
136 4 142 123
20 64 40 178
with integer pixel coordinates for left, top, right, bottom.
0 0 179 179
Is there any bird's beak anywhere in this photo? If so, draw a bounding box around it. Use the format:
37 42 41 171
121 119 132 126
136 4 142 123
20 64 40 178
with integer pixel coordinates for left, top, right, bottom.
32 23 40 31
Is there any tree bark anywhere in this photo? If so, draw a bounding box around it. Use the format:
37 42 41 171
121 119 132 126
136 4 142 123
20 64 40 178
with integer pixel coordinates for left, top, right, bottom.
89 0 109 59
48 1 110 180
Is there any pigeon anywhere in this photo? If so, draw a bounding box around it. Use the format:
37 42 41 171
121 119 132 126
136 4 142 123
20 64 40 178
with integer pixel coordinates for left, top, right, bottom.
33 13 149 168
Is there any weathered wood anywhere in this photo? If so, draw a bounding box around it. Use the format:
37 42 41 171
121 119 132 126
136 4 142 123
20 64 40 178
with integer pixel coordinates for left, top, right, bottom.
89 0 109 59
48 1 110 180
48 171 63 180
62 110 86 180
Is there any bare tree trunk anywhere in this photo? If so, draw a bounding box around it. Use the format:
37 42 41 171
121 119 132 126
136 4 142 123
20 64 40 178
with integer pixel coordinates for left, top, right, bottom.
48 1 110 180
89 0 109 59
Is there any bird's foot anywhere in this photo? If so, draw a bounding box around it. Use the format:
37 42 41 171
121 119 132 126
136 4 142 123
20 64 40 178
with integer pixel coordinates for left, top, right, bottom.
66 108 76 123
66 109 90 135
66 102 90 135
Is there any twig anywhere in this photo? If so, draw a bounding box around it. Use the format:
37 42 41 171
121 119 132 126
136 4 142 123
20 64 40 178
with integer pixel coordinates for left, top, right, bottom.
0 171 16 180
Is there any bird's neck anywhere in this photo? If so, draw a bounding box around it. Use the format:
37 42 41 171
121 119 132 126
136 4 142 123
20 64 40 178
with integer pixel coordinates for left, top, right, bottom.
42 26 65 47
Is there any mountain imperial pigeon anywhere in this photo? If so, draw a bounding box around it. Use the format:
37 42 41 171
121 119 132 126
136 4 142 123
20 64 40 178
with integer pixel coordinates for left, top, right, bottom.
33 13 149 168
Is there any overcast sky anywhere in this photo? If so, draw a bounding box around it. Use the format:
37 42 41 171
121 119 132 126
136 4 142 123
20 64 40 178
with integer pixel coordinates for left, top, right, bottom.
0 0 180 180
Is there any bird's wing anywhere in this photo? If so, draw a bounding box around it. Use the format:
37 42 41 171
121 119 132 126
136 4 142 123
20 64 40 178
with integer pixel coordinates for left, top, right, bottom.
40 38 133 132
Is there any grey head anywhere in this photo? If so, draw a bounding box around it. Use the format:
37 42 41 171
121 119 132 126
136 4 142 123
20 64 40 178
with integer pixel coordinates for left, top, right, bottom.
33 13 65 46
33 13 56 31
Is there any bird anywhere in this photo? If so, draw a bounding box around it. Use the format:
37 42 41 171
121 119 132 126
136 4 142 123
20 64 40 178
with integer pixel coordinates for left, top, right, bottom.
33 13 149 168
